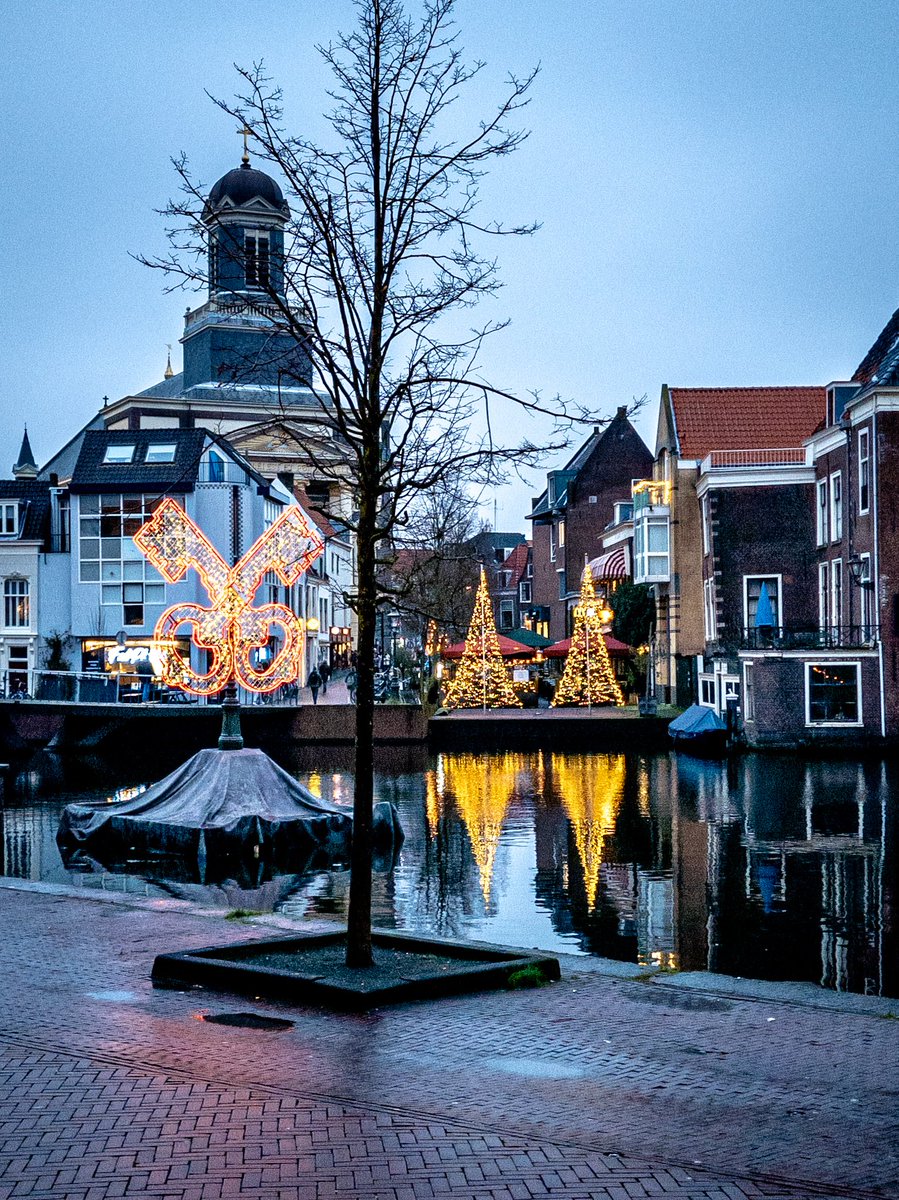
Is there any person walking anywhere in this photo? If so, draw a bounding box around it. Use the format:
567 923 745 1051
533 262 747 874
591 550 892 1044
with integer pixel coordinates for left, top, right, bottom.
307 667 322 705
319 661 332 695
345 668 358 704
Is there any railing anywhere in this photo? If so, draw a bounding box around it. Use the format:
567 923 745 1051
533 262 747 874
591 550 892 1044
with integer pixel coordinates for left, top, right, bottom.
632 481 671 510
738 625 880 651
700 448 807 473
196 463 253 484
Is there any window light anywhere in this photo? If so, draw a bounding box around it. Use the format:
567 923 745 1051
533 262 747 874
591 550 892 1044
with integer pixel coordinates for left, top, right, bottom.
103 445 135 465
145 444 176 464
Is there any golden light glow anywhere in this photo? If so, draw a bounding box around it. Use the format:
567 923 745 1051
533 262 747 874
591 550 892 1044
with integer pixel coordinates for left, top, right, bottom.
133 499 323 694
632 479 671 505
552 567 625 708
553 754 626 907
444 567 522 709
440 752 526 903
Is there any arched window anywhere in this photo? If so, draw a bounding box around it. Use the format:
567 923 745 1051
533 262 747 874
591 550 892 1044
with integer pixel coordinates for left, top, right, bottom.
4 578 29 628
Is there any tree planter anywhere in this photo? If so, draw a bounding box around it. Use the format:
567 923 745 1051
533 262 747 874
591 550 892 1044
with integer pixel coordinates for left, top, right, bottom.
152 929 561 1011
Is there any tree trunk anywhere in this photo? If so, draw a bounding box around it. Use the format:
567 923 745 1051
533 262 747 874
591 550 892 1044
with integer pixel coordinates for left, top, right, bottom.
345 475 378 968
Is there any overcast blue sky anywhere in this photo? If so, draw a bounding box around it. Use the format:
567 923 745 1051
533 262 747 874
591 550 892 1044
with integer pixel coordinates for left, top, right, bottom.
5 0 899 530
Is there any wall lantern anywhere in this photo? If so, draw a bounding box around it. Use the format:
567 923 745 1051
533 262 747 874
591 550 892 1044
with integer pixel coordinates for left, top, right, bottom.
847 554 874 589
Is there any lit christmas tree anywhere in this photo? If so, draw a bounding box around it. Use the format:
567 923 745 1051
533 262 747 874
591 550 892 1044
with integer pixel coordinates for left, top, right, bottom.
552 566 625 707
444 567 523 709
553 754 625 907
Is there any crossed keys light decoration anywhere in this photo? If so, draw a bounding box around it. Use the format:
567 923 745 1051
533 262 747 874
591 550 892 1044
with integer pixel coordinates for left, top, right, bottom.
133 499 323 695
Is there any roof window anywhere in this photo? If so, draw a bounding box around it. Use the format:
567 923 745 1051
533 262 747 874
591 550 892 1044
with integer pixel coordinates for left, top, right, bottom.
145 444 176 464
103 445 135 465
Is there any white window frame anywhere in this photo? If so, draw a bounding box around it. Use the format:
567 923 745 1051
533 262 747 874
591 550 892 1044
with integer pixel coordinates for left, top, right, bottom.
103 444 135 465
3 577 29 629
244 229 271 290
499 598 515 630
743 662 755 722
558 519 566 548
703 577 717 641
829 470 843 542
831 558 842 630
519 580 531 604
145 443 176 464
743 574 782 632
858 428 870 515
701 496 711 556
818 561 829 632
549 523 556 563
699 675 716 708
816 479 828 546
859 552 874 637
804 660 862 727
0 503 18 537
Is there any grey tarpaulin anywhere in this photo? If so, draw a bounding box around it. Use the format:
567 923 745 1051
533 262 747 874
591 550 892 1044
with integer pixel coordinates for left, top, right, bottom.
57 748 402 876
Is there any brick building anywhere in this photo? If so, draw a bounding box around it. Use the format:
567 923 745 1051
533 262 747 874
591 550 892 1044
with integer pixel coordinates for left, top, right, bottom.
527 408 653 641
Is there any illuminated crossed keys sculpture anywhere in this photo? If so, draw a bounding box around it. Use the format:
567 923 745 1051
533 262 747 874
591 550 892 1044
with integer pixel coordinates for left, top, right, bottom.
134 498 324 695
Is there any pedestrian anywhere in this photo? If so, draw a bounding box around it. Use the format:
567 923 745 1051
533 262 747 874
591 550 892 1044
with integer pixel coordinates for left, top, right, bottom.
346 668 358 704
307 667 322 705
320 661 332 694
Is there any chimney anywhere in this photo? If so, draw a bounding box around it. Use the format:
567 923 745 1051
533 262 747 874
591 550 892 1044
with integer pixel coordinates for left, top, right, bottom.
617 406 627 419
277 470 295 493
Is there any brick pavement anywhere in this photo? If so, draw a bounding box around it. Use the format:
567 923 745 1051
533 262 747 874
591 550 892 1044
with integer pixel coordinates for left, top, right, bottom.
0 885 896 1200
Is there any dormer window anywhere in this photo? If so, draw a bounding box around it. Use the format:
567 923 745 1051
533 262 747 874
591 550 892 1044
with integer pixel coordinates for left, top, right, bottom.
145 444 176 464
0 503 18 536
103 445 135 465
244 231 270 289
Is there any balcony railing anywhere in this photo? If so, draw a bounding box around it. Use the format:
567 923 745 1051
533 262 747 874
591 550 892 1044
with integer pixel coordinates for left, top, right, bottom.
738 625 880 651
700 448 807 473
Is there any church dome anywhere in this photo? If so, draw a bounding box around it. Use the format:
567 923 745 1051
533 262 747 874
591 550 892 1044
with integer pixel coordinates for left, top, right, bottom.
207 162 289 215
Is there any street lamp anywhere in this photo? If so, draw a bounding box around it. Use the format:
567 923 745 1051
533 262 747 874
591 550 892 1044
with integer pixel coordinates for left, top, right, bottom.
847 554 873 589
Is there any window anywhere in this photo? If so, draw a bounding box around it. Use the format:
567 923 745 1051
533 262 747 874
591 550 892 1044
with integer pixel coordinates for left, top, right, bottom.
589 495 598 505
519 581 532 604
743 662 755 721
3 578 28 628
699 676 716 707
500 571 511 589
145 443 176 464
103 445 135 465
207 451 225 483
633 516 670 582
703 577 717 641
818 562 830 632
549 524 556 563
830 471 843 542
858 429 870 514
806 662 861 725
558 520 566 548
79 494 174 621
701 496 711 556
744 576 780 631
831 559 843 630
816 479 828 546
0 503 17 536
860 553 874 638
558 570 567 599
244 232 270 289
499 599 515 630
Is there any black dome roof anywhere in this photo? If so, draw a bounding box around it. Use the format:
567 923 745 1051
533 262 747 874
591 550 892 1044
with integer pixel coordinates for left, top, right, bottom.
207 162 289 215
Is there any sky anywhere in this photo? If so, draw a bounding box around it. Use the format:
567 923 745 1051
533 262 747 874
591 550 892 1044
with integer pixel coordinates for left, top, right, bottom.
5 0 899 533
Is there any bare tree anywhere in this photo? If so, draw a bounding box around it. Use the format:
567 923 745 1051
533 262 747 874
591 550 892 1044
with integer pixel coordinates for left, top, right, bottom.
144 0 604 967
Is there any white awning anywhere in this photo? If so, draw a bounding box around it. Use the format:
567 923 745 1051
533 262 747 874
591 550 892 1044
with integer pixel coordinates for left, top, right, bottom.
588 544 630 581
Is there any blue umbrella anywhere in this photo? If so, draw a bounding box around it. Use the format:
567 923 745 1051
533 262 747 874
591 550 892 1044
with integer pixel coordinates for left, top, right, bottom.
755 581 775 629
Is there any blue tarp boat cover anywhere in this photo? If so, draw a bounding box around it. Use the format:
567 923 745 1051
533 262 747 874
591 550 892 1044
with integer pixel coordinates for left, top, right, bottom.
668 704 726 739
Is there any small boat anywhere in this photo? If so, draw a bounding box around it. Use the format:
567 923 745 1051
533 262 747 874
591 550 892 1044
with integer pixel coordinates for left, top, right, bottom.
668 704 728 756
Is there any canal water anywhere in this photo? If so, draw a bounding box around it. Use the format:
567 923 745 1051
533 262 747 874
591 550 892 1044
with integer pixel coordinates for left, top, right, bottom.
1 747 896 998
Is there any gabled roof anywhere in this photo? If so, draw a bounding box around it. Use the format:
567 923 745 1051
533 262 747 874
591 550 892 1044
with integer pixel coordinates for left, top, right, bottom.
668 387 825 459
70 429 209 494
853 307 899 388
499 541 531 587
0 480 52 541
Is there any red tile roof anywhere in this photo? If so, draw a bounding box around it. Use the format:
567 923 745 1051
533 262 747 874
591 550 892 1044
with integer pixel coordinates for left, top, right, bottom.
500 541 531 587
669 387 826 459
294 487 338 538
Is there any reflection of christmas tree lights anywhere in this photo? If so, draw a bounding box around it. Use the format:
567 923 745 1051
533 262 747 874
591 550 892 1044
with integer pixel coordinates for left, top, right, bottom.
425 772 440 839
553 755 626 907
552 567 624 708
440 753 526 902
444 567 522 709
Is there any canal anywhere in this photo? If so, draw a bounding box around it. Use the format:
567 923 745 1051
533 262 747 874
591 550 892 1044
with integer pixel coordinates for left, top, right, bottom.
1 746 896 998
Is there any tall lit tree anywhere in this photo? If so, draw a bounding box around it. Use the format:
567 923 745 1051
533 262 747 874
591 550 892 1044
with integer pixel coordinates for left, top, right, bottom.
552 567 624 707
145 0 598 967
444 567 522 709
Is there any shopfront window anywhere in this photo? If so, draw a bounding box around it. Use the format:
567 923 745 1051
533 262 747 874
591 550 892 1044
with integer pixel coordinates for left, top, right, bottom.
805 662 860 725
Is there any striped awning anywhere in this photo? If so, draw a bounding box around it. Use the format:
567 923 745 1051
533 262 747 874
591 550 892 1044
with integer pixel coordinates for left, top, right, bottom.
588 544 630 581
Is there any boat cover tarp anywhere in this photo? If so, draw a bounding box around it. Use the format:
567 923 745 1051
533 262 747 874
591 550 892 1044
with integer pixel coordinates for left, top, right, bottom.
668 704 726 739
57 747 402 869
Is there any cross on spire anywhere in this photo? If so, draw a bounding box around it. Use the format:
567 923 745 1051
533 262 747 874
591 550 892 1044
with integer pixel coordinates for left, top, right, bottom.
238 125 252 164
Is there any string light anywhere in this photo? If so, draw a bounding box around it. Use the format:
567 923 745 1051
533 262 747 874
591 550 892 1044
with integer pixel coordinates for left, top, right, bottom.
552 566 625 708
134 499 323 694
443 566 523 709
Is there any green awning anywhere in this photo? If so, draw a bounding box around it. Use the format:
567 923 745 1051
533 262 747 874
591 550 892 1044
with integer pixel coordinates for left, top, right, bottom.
506 627 553 648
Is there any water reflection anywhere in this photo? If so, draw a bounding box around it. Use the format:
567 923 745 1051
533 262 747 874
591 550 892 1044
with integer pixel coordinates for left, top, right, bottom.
0 748 895 997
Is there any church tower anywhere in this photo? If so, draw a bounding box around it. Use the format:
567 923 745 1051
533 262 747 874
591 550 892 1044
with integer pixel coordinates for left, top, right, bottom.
12 427 38 479
181 143 312 390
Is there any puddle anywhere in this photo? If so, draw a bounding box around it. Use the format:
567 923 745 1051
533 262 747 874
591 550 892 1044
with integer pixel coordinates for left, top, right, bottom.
484 1056 586 1080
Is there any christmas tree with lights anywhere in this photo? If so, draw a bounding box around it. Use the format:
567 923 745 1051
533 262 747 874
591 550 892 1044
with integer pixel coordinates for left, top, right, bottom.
552 566 624 707
444 567 523 709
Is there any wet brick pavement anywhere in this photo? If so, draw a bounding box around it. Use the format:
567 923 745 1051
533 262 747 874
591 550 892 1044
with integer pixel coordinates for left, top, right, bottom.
0 885 896 1199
